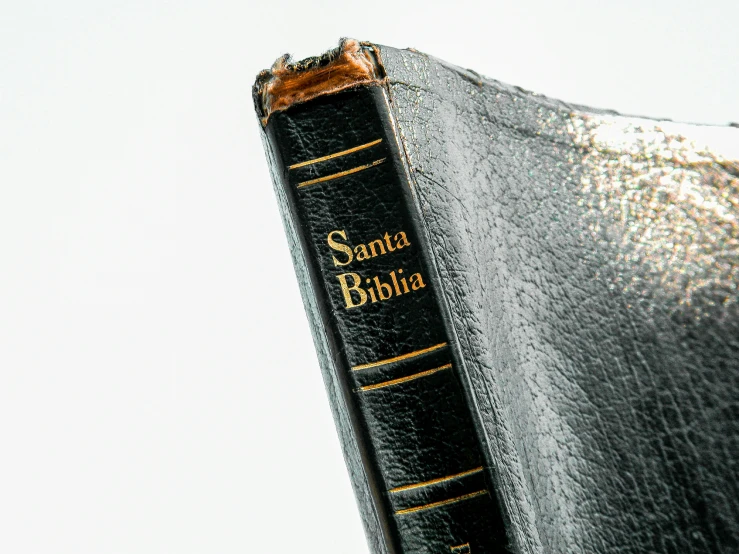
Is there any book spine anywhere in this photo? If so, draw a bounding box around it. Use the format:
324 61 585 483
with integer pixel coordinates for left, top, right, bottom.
259 82 508 553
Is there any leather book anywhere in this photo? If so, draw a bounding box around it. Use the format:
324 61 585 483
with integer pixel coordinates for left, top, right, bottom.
253 39 739 554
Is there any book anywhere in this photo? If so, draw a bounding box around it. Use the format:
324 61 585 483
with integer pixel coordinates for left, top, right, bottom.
253 39 739 554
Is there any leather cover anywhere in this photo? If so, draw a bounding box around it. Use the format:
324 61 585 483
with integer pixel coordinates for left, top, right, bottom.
261 84 508 553
255 41 739 554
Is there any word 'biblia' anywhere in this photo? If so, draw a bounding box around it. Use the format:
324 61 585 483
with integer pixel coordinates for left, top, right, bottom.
326 228 427 309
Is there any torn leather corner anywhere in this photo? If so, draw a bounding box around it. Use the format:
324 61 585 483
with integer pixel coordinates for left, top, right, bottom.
253 39 386 126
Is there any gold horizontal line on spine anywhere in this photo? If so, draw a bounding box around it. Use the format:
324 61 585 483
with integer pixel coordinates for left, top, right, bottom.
389 466 483 494
394 490 489 516
296 158 386 188
288 138 383 169
359 363 452 392
351 342 448 372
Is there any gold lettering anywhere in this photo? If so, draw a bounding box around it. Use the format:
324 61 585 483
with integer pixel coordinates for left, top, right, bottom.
368 239 386 257
328 230 353 267
330 229 411 267
390 270 402 296
398 268 410 293
355 243 370 262
337 272 367 309
410 272 426 291
373 275 393 301
337 268 426 309
394 231 411 249
383 232 397 253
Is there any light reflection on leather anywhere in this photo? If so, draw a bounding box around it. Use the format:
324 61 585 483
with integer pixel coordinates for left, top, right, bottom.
569 115 739 316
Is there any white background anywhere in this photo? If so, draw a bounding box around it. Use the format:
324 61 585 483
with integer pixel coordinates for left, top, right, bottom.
1 1 737 553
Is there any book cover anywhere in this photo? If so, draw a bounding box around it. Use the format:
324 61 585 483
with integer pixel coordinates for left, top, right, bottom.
254 39 739 554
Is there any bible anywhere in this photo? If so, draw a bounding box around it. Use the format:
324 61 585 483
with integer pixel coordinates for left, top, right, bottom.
253 39 739 553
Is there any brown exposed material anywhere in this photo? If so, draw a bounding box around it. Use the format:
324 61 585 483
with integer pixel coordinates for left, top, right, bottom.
253 39 385 126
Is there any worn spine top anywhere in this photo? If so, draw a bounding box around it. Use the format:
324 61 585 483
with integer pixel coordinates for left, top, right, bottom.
253 39 385 126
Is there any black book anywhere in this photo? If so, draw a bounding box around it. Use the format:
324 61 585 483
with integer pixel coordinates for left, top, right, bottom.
253 39 739 554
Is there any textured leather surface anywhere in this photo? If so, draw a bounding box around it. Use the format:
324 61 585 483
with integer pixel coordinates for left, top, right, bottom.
380 46 739 554
263 87 508 553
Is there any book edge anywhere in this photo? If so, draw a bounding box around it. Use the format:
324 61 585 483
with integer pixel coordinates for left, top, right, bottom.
258 129 390 554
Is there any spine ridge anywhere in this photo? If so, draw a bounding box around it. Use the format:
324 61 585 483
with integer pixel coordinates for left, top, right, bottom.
260 79 508 553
